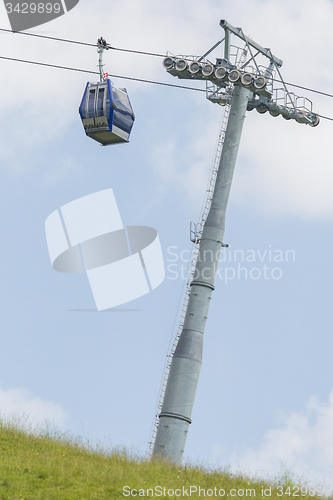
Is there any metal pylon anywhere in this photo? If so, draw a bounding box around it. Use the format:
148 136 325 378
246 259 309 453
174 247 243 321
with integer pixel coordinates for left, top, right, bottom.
147 100 231 457
149 18 320 464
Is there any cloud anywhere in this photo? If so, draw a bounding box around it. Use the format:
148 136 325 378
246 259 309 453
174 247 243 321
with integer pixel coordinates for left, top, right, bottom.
1 0 333 216
232 390 333 492
0 385 67 427
42 156 83 186
232 115 333 219
142 0 333 219
149 103 221 206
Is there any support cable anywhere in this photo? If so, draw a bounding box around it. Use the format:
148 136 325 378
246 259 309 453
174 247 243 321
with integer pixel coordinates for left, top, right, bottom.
0 53 333 121
0 54 206 92
1 27 333 101
0 27 166 57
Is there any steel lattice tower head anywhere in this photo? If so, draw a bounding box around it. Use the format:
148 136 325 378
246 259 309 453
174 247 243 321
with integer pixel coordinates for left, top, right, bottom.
150 20 319 465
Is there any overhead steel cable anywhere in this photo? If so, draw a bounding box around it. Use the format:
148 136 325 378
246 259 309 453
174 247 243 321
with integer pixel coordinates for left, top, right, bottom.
0 53 332 122
0 27 95 47
0 27 166 57
0 54 206 92
270 79 333 100
0 54 98 74
317 113 333 122
1 27 333 100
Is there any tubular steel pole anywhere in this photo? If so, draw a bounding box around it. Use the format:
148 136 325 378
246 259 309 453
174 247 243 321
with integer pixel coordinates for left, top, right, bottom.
152 85 251 464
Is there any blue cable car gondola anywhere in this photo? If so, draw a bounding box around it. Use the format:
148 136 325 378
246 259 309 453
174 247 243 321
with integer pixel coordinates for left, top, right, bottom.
79 79 135 146
79 37 135 146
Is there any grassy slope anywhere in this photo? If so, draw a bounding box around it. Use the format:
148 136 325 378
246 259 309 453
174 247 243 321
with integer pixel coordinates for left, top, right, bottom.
0 421 329 500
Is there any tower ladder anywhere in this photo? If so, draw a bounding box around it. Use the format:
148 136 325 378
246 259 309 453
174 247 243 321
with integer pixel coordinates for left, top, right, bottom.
147 100 232 456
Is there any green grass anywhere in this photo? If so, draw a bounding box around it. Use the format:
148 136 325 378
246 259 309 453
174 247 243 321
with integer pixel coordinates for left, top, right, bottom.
0 418 330 500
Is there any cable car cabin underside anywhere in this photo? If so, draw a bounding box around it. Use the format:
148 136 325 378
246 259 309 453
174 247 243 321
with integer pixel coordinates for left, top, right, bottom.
79 79 135 146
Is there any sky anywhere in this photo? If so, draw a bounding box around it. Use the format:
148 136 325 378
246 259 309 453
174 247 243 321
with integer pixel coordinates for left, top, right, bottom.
1 0 333 492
